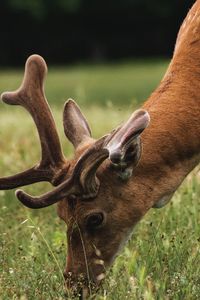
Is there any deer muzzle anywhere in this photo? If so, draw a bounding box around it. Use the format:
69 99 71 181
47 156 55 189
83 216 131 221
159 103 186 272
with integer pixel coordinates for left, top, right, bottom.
63 259 106 298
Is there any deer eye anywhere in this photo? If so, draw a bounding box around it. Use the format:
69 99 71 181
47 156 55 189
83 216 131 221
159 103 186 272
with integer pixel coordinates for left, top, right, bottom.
86 213 105 230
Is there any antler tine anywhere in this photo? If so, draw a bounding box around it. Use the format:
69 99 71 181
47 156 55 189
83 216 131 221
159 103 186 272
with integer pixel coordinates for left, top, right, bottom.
72 137 109 198
0 55 67 189
15 178 76 209
0 167 53 190
15 137 109 208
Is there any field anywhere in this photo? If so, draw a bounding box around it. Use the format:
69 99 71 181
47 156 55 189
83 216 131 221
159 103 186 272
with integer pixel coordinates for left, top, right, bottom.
0 59 200 300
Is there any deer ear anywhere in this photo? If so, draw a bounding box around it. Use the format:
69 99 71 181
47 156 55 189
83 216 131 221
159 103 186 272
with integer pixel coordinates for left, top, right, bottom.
105 109 150 179
63 99 92 149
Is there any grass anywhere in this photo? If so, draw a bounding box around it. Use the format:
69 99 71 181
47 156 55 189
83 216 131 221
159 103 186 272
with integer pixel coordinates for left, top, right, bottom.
0 59 168 107
0 59 200 300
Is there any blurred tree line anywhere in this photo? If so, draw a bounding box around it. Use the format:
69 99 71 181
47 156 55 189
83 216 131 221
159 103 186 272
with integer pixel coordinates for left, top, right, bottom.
0 0 195 65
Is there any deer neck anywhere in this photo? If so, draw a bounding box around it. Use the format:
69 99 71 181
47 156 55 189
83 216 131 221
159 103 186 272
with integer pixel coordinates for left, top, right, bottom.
129 4 200 212
130 80 200 212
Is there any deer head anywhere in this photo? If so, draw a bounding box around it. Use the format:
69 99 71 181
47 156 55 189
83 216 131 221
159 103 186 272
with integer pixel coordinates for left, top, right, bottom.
0 55 150 295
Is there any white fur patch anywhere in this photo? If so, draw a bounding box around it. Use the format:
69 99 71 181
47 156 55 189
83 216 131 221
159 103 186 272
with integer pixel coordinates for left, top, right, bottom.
95 248 101 257
94 259 104 266
153 193 173 209
96 273 106 281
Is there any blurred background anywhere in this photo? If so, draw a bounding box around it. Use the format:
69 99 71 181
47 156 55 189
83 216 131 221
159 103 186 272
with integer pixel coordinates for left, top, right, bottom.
0 0 194 66
0 0 196 107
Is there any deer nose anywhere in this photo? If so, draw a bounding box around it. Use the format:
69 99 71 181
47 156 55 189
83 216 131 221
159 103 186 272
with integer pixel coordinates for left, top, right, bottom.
63 270 86 288
63 271 90 299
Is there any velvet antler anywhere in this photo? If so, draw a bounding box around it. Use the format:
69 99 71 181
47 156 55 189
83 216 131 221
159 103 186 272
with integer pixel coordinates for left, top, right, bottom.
16 136 109 208
14 111 149 209
0 55 68 188
0 55 150 209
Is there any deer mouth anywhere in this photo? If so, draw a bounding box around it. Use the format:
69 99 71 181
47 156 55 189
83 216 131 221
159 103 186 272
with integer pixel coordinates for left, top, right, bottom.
64 268 105 299
69 285 101 300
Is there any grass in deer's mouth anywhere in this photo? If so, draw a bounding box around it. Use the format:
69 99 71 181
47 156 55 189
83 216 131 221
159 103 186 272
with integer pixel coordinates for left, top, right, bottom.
0 60 200 299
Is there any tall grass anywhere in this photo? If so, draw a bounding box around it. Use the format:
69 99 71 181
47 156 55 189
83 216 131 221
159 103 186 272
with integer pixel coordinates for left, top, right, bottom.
0 59 200 299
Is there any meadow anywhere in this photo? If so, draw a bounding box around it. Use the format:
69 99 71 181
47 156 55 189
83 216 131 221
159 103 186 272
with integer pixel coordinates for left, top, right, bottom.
0 59 200 300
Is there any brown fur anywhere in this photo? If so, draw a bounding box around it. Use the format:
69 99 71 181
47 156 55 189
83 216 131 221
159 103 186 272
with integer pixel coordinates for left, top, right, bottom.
1 1 200 295
59 0 200 290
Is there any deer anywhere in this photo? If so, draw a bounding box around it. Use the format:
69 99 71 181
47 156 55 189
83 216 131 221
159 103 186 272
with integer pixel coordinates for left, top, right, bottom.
1 0 200 297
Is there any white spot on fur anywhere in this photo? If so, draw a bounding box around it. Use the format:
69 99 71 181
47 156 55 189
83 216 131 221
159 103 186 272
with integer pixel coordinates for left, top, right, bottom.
95 248 101 257
153 193 174 209
96 273 105 281
94 259 104 266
